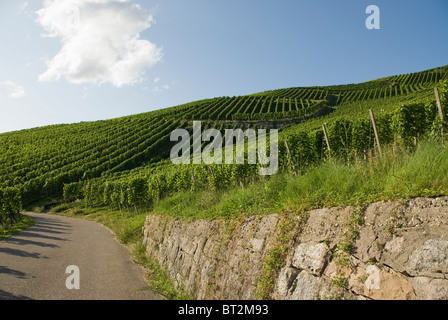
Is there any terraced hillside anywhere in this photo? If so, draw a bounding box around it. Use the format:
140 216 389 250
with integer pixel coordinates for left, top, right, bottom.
0 65 447 214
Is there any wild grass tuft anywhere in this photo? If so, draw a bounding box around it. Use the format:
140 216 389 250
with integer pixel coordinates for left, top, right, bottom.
150 139 448 219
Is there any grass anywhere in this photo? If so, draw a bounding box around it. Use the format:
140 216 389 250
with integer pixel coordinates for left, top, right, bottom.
151 139 448 220
0 215 35 241
41 138 448 299
45 138 448 234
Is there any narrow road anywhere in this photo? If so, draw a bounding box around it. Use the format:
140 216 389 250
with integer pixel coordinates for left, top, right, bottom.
0 212 162 300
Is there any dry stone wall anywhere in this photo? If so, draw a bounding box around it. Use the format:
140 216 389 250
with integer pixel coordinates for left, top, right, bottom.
142 196 448 300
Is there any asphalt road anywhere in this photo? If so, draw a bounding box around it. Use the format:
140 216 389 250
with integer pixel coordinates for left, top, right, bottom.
0 212 163 300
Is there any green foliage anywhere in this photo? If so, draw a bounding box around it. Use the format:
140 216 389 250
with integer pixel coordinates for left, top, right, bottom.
392 103 430 145
0 64 447 217
2 66 443 299
63 182 82 202
0 187 22 227
0 214 34 241
439 79 448 109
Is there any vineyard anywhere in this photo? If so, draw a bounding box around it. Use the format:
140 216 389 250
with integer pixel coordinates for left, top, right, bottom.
256 66 448 104
0 65 447 224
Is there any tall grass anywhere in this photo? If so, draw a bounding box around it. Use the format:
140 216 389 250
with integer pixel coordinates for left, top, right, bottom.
383 140 448 197
152 139 448 219
47 139 448 300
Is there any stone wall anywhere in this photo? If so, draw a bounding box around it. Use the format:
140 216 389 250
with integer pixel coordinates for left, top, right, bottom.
142 196 448 300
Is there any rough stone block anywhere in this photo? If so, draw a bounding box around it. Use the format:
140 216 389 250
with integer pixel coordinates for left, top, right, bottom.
292 242 328 274
276 266 299 297
288 271 319 300
363 268 416 300
410 276 448 300
406 238 448 278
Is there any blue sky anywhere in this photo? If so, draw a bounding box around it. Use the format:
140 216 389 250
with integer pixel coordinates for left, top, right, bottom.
0 0 447 133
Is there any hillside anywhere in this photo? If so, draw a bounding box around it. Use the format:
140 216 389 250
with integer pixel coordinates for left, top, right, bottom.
0 65 447 214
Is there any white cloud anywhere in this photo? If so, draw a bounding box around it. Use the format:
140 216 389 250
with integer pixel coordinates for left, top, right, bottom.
0 81 26 99
152 83 170 93
143 80 171 94
36 0 162 87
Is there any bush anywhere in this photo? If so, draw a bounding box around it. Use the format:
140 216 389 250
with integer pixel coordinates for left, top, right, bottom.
0 187 22 227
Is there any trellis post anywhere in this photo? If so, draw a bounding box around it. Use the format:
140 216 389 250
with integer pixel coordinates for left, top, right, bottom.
369 109 382 156
435 87 445 122
322 124 331 158
434 87 445 145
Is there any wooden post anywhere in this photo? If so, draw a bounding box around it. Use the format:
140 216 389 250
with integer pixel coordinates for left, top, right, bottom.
435 87 445 122
208 166 215 180
257 149 266 181
191 169 196 190
369 109 382 156
434 87 445 145
322 124 331 158
284 139 297 176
